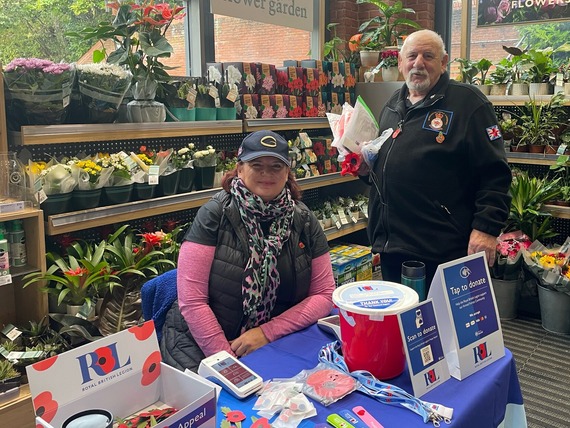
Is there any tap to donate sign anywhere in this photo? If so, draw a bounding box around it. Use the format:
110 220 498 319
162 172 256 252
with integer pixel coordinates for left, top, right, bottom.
211 0 314 32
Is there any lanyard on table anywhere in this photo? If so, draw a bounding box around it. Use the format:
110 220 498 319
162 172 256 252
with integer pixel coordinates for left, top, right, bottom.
318 341 452 427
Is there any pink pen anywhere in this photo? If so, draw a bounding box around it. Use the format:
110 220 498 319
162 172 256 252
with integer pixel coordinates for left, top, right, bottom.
352 406 385 428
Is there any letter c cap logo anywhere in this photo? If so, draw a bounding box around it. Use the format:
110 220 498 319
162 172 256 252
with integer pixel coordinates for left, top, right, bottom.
260 136 277 148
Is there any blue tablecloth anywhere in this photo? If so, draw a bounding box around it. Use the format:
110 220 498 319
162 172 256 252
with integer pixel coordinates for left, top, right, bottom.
217 324 527 428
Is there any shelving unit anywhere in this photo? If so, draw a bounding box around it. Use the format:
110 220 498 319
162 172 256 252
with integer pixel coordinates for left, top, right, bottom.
0 208 47 327
45 173 359 235
488 94 570 106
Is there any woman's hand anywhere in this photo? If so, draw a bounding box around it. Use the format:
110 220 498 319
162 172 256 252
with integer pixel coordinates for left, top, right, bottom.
229 327 269 357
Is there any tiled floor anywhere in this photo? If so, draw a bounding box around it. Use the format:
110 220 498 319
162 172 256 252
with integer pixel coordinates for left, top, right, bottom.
501 316 570 428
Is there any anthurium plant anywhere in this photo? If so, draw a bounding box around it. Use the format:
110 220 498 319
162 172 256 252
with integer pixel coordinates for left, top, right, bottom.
68 1 186 89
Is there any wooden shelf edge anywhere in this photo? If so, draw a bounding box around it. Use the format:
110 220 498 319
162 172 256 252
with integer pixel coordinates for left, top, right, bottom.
0 208 42 221
506 153 558 166
325 220 367 241
490 94 570 106
8 117 333 146
244 118 330 132
0 383 35 428
10 121 244 145
45 173 353 235
544 204 570 219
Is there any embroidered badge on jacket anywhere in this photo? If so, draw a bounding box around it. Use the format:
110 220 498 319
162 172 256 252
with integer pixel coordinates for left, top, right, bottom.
486 125 502 141
422 110 453 135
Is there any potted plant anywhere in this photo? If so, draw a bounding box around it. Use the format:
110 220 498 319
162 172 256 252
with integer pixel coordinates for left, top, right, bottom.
504 170 561 242
98 224 175 335
498 112 523 151
164 79 196 122
193 146 218 190
194 77 216 120
356 0 421 50
523 47 557 95
23 240 120 318
371 49 400 82
513 92 566 153
488 58 513 96
491 231 531 320
0 360 21 395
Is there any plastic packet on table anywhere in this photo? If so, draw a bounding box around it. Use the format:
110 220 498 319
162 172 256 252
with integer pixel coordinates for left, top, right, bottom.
288 362 358 406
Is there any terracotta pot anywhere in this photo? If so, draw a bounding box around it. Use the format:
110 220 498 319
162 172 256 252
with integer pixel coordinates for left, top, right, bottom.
528 144 545 154
544 145 560 155
510 145 528 152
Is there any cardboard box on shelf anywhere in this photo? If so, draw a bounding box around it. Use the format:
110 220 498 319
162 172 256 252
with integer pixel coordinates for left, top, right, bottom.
330 244 373 286
27 321 216 428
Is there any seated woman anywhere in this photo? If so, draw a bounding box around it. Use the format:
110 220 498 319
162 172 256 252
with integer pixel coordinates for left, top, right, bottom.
160 130 335 371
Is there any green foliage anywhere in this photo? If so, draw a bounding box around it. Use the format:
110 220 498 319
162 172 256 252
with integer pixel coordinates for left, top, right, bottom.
23 240 120 306
506 170 561 241
323 23 348 62
0 0 110 65
0 360 19 381
517 22 570 67
489 58 513 85
515 92 566 147
356 0 421 49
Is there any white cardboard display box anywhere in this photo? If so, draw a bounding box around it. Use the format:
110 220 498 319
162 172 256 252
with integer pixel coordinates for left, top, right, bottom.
26 320 217 428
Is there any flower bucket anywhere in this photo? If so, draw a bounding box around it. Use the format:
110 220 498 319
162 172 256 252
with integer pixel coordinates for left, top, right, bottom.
166 107 196 122
332 281 419 380
538 285 570 335
41 192 72 219
195 107 217 121
216 107 237 120
157 170 180 196
194 166 216 190
491 277 522 320
178 167 196 193
6 84 73 128
71 188 102 210
133 182 156 200
103 184 133 205
79 81 131 124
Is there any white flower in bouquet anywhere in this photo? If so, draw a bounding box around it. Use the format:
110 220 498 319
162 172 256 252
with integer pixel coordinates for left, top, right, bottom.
99 153 133 186
76 63 132 95
193 145 217 167
208 66 222 85
226 65 242 86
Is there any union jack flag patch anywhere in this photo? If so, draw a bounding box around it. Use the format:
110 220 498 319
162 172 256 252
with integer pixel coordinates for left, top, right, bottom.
486 125 502 141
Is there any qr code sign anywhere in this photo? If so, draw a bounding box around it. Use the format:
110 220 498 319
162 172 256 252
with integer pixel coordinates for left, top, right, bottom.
420 344 434 366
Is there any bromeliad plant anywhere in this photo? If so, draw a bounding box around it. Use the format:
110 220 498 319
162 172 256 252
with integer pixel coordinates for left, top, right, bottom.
98 224 176 335
23 240 120 308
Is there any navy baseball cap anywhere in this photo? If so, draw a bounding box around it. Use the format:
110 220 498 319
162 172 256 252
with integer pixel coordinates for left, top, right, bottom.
237 130 291 167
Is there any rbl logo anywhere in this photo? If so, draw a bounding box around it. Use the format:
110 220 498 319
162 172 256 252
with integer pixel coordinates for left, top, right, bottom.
424 369 439 386
473 342 492 363
77 343 131 384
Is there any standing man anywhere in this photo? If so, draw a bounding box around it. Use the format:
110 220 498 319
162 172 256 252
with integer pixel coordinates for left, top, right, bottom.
364 29 512 288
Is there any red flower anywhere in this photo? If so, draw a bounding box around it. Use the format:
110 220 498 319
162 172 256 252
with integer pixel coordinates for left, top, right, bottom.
31 355 58 371
341 153 362 177
129 321 155 341
313 142 326 157
141 351 162 386
33 391 58 423
225 410 246 423
64 267 88 276
251 417 271 428
94 346 117 374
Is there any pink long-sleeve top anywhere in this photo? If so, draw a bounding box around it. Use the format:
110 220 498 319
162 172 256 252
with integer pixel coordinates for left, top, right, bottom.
177 240 335 357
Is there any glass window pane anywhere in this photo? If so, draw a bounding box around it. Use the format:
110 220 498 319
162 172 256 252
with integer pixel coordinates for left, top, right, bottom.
213 15 311 64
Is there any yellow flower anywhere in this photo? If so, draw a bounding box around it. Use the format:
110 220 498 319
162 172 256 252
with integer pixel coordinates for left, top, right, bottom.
137 153 154 166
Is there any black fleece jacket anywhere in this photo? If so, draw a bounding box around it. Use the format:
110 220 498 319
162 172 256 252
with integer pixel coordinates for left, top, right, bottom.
365 72 512 264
